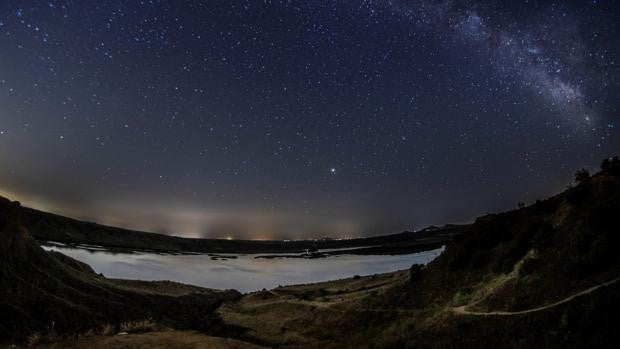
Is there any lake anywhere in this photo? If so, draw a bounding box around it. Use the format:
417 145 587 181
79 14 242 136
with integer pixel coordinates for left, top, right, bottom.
42 243 445 293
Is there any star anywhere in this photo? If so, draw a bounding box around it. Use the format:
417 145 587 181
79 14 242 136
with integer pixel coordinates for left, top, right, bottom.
0 1 616 240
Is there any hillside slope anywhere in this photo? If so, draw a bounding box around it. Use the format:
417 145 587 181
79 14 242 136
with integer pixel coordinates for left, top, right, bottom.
358 170 620 348
214 170 620 348
0 197 241 343
3 168 619 348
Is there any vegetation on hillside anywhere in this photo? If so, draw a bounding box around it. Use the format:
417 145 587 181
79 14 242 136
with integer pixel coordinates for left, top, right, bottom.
2 157 619 348
214 159 620 348
0 198 240 345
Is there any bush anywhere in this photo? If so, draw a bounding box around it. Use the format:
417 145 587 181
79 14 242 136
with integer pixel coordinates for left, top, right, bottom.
25 333 41 347
470 249 489 269
409 264 424 281
98 323 115 336
120 318 159 334
300 290 313 300
532 222 555 249
574 168 590 183
534 199 558 215
493 222 538 274
520 257 538 276
601 156 620 174
567 182 590 205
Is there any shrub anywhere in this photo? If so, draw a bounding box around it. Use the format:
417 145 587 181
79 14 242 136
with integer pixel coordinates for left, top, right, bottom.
409 264 424 281
300 290 313 300
452 290 471 306
25 333 41 347
574 168 590 183
567 181 590 205
532 222 555 249
534 199 557 215
520 257 538 276
601 156 620 174
470 249 489 269
120 318 159 334
98 323 115 336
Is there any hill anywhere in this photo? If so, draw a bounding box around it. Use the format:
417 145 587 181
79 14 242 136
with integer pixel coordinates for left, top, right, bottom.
212 168 620 348
15 203 466 255
2 164 620 348
0 197 240 344
367 169 620 348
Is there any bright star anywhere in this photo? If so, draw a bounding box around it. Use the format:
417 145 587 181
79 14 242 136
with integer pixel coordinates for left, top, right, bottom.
330 168 336 174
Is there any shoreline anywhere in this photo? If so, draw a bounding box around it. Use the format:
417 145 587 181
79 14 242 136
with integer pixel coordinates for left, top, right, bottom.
40 239 447 258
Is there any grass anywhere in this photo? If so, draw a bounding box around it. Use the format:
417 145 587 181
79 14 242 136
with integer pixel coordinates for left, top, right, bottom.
120 318 161 334
3 168 620 348
215 272 410 348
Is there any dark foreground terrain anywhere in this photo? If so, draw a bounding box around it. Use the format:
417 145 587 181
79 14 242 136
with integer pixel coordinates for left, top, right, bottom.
0 197 241 345
2 165 620 348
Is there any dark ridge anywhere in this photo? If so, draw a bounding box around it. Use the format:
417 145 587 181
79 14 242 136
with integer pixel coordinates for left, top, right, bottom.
14 202 467 254
340 168 620 348
0 197 240 342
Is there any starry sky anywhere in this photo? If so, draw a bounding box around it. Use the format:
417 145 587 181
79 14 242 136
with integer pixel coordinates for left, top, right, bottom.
0 1 618 239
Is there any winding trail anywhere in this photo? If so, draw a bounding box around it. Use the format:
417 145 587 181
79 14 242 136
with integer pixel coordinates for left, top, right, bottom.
452 276 620 316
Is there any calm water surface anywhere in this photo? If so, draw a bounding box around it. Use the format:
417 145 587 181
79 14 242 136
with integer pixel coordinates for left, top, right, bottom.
42 243 444 292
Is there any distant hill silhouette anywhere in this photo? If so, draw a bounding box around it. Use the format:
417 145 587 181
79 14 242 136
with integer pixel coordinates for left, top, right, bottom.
11 202 466 255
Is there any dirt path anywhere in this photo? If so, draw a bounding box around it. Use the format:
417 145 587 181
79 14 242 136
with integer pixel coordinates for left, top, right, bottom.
452 276 620 316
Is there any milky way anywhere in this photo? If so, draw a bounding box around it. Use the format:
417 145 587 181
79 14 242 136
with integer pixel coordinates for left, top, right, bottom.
0 1 618 239
372 0 606 125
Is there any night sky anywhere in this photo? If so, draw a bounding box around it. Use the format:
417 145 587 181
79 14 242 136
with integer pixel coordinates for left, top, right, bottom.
0 1 618 239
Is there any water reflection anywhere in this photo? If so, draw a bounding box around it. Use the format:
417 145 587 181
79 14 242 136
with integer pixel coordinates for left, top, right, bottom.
42 244 444 293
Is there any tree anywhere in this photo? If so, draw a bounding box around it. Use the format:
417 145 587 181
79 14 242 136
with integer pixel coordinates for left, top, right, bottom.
601 156 620 174
574 168 590 183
